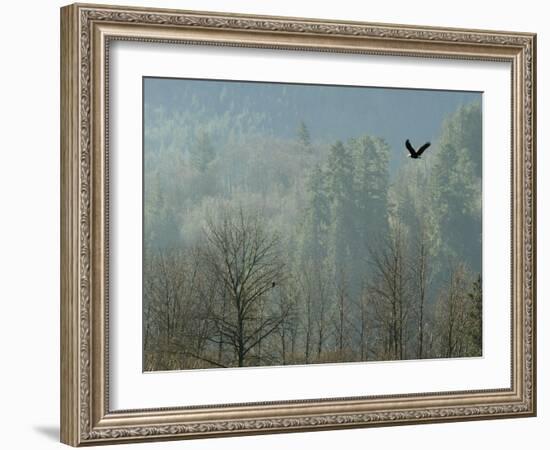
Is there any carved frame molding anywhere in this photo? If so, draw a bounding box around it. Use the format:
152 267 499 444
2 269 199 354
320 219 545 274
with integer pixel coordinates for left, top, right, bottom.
61 3 536 446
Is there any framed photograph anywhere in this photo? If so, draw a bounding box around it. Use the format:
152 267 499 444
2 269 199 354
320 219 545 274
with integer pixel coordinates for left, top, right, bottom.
60 3 536 446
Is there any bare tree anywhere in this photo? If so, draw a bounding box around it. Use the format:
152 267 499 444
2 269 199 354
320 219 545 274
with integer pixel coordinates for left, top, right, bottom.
435 263 470 358
465 274 482 356
351 280 370 361
143 247 211 370
295 259 331 363
411 221 432 359
297 267 314 363
333 269 350 356
313 264 331 361
201 207 287 367
274 282 299 365
368 221 411 360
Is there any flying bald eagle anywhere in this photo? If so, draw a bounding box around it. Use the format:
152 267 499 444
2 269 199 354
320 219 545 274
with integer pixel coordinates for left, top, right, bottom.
406 139 431 159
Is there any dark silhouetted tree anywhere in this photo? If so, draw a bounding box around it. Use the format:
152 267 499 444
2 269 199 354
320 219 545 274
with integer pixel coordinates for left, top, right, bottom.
202 208 287 367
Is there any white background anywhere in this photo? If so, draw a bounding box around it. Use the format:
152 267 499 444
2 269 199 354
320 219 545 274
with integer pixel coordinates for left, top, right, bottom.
111 42 511 409
0 0 545 449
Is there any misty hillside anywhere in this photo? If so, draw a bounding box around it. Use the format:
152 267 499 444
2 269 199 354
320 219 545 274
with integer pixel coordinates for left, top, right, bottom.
144 77 480 173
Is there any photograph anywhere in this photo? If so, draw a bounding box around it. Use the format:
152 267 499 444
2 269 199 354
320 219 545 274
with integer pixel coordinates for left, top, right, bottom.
142 78 483 371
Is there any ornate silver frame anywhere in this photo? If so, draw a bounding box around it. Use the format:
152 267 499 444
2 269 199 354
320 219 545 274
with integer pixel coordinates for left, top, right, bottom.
60 3 536 446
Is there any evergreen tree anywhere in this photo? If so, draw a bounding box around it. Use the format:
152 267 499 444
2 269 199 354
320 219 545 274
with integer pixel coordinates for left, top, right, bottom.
191 130 216 172
429 103 482 273
144 172 180 250
351 136 390 252
299 164 330 263
326 141 356 271
297 120 312 153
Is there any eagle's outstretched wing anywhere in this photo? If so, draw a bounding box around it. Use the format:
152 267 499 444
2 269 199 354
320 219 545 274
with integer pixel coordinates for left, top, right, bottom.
405 139 416 156
416 142 431 156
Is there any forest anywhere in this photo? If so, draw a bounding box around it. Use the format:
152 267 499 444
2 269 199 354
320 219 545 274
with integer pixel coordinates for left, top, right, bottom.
142 78 483 371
